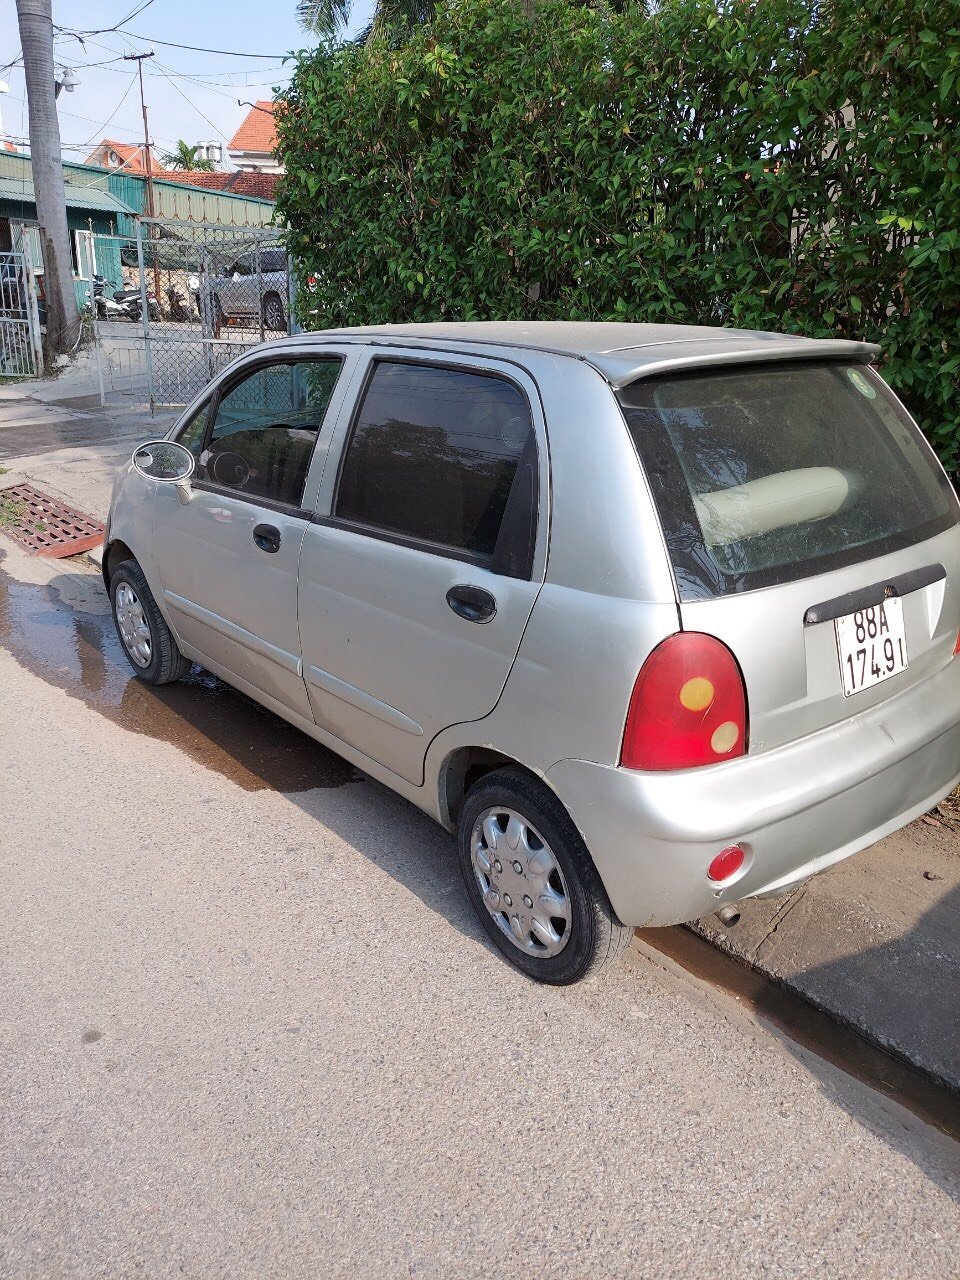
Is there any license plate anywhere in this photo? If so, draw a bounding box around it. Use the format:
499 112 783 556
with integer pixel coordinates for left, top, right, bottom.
835 598 908 697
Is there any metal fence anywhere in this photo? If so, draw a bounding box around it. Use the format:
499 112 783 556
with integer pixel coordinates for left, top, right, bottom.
80 217 293 408
0 249 43 378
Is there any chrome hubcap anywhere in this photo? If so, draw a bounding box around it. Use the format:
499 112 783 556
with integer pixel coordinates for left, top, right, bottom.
115 582 152 667
470 807 572 957
265 298 283 329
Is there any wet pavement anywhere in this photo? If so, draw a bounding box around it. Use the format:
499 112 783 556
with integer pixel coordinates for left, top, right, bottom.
0 399 133 462
0 550 356 794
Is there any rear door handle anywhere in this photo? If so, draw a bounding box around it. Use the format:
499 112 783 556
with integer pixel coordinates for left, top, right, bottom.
446 584 497 623
253 523 281 554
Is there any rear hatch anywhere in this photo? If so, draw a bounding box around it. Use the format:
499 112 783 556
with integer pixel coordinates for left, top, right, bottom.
619 360 960 752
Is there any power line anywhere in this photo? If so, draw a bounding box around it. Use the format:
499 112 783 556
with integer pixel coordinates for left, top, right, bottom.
115 29 290 59
52 0 155 41
1 89 179 150
152 58 232 142
78 71 138 147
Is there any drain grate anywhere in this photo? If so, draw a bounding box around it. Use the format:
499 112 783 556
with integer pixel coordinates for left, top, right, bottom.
0 483 106 558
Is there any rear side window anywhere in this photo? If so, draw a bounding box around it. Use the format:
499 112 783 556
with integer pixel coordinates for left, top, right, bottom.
203 358 342 508
619 362 959 600
335 360 537 572
259 249 287 273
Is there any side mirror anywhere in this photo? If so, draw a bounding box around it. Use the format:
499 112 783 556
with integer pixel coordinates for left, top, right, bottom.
132 440 196 504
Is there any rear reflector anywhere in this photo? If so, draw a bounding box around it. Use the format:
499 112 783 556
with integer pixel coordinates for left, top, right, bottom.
620 632 748 770
708 846 745 883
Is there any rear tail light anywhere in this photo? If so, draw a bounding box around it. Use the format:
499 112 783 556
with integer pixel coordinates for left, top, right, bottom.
954 629 960 655
620 632 748 771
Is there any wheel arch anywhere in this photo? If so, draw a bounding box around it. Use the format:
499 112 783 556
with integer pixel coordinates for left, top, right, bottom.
102 538 136 591
438 746 546 831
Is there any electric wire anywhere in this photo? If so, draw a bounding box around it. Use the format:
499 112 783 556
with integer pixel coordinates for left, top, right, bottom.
78 71 138 148
114 30 289 59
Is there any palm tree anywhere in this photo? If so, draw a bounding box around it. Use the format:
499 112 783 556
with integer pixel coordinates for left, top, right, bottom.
15 0 81 355
160 140 215 172
297 0 434 43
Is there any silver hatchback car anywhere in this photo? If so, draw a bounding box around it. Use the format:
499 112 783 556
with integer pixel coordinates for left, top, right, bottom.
105 323 960 983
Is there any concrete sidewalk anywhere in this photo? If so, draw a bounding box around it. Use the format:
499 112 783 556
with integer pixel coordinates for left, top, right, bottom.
1 377 958 1091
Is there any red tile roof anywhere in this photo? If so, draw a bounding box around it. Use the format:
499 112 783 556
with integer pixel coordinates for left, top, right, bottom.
228 102 278 156
170 170 280 200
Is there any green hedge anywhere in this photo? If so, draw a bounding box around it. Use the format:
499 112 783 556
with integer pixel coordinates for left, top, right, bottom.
276 0 960 474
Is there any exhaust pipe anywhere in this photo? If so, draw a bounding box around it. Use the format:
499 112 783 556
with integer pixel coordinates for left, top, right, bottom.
715 904 741 928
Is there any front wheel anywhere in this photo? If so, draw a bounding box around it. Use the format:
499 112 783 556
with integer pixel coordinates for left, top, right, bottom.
457 767 631 984
110 558 190 685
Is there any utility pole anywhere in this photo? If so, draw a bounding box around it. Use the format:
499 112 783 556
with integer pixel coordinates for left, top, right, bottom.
15 0 81 357
123 51 162 304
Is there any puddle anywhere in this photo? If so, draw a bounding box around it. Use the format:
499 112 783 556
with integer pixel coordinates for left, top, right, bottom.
0 552 356 793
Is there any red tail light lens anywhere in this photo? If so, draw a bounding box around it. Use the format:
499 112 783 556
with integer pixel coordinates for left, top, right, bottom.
620 632 748 771
954 629 960 655
708 845 745 882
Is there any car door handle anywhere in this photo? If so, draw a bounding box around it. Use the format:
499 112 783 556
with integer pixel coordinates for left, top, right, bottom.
446 584 497 623
253 523 281 554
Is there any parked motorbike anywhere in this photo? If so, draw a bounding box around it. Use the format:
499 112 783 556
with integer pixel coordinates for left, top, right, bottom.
92 274 160 322
165 284 195 323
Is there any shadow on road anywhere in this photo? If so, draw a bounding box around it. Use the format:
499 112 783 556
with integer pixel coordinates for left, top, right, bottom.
1 549 957 1192
0 549 486 945
750 887 960 1187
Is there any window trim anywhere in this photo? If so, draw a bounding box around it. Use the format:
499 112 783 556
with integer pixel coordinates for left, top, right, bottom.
327 355 540 577
183 353 346 515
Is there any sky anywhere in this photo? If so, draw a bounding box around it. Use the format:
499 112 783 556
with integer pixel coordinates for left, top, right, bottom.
0 0 375 164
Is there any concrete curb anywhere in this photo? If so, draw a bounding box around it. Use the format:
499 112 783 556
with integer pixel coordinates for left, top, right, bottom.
691 810 960 1091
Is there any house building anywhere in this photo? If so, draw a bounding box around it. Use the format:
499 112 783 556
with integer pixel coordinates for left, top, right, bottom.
0 150 277 307
227 102 282 174
83 139 170 176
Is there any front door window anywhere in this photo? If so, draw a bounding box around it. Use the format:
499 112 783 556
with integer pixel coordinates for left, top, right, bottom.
202 358 343 507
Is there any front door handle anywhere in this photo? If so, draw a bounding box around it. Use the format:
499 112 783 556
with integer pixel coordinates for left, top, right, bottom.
253 522 281 554
446 584 497 623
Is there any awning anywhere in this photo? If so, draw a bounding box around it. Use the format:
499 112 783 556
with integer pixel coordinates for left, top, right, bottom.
0 174 136 215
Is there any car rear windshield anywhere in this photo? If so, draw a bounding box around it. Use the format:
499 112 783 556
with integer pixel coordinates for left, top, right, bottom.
618 361 959 600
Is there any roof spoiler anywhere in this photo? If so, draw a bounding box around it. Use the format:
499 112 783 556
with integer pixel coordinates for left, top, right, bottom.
595 339 882 389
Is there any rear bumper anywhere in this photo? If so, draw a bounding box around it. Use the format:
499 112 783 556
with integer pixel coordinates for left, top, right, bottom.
544 658 960 926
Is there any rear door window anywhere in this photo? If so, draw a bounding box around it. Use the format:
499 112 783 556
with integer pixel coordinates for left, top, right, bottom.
202 358 342 508
334 360 538 574
619 362 959 600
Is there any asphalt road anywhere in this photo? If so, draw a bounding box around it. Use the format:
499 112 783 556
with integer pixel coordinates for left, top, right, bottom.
1 543 958 1279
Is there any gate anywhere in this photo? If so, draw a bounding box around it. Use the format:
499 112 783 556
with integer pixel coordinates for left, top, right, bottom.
82 218 293 408
0 249 44 378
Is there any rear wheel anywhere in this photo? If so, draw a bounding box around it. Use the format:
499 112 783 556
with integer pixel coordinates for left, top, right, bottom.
457 767 631 984
263 291 286 332
110 559 190 685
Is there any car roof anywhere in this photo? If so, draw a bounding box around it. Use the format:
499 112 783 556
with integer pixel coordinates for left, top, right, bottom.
269 321 880 388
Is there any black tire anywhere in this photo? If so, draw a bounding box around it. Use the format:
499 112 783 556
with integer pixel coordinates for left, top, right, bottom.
263 292 286 332
457 767 631 984
109 558 190 685
212 294 225 337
